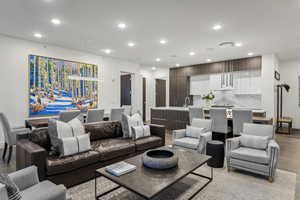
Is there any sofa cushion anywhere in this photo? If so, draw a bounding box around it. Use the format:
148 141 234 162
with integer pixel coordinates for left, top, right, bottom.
134 136 162 151
46 150 100 175
173 137 199 150
21 180 66 200
92 138 135 161
85 121 123 141
231 147 269 164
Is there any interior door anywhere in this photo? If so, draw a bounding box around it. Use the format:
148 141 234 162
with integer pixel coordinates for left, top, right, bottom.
120 74 132 106
143 78 146 121
156 79 166 107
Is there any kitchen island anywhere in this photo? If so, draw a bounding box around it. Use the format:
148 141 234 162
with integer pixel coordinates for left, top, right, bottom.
151 107 272 130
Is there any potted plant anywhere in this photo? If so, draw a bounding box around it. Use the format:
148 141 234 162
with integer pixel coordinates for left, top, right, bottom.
202 91 215 107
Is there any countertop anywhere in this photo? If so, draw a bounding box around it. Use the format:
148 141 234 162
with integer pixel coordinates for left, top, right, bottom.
151 106 265 113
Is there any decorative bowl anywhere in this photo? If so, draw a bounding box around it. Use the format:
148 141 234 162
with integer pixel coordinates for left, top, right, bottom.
142 149 178 169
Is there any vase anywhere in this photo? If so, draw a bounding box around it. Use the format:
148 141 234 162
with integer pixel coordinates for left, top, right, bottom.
205 99 211 107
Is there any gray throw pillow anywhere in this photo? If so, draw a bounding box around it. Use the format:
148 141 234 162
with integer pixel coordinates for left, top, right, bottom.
240 134 269 150
0 174 21 200
121 113 144 138
48 118 85 154
186 126 205 138
68 117 85 136
121 114 130 138
58 134 91 157
131 125 151 140
58 137 79 157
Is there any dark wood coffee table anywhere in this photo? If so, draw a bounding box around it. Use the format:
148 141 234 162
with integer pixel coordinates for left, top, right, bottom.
95 147 212 200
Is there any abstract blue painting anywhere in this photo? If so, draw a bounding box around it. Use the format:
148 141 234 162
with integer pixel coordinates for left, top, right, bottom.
29 55 98 117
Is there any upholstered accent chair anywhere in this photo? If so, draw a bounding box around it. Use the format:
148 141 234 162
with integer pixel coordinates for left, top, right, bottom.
86 109 104 123
172 118 212 154
188 107 203 124
110 108 125 121
0 112 30 163
58 110 83 122
226 123 280 182
0 166 69 200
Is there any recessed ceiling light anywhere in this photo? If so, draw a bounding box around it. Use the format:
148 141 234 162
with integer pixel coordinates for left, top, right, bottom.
156 58 161 62
103 49 112 54
235 42 243 47
213 24 222 30
127 42 136 47
152 67 156 70
206 59 212 62
117 23 127 29
51 18 61 25
160 39 167 44
176 63 180 67
34 33 43 38
248 52 254 56
189 52 195 56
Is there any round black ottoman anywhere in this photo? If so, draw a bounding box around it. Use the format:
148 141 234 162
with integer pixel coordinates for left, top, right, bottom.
206 140 224 168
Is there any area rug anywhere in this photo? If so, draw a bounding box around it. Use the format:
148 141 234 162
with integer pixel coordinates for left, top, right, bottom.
68 165 296 200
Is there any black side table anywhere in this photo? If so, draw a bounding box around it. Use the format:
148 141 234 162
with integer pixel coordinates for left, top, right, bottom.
206 140 224 168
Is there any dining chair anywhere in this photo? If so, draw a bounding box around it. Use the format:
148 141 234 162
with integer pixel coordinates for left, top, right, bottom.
110 108 125 121
86 109 105 123
0 112 31 163
210 108 232 142
189 107 203 124
232 109 253 136
58 110 83 122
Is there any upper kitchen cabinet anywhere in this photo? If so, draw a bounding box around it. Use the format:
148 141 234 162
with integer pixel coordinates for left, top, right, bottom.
170 56 262 106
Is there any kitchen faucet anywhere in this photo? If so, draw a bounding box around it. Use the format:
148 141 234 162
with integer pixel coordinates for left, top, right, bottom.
184 96 191 107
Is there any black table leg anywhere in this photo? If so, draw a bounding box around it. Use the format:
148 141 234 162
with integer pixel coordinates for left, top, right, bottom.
95 173 121 200
188 166 213 200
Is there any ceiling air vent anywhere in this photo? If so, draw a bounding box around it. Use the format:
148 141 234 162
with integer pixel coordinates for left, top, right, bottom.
219 42 235 48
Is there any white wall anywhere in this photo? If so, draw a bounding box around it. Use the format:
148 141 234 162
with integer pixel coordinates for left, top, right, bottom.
280 59 300 128
261 54 280 119
140 67 169 121
0 35 142 143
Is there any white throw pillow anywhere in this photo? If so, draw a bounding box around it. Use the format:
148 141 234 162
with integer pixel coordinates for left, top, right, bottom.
132 125 151 140
240 134 269 150
122 113 144 138
68 117 85 136
77 134 91 152
56 120 73 138
59 137 79 157
186 126 205 138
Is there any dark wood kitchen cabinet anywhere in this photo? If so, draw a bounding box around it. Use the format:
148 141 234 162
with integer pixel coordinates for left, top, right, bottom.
151 109 189 130
169 56 262 106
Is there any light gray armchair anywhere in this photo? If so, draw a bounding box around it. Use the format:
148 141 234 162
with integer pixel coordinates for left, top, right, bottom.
0 166 68 200
172 118 212 154
226 123 280 182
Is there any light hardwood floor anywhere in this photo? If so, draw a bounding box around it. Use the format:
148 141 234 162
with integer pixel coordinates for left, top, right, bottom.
0 131 299 199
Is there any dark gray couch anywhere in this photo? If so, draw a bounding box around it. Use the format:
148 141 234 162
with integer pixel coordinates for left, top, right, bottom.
16 121 165 187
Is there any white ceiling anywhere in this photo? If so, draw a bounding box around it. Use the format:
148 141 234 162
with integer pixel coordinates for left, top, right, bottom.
1 0 300 67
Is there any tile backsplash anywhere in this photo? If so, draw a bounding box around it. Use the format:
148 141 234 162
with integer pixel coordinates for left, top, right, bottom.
193 90 262 109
